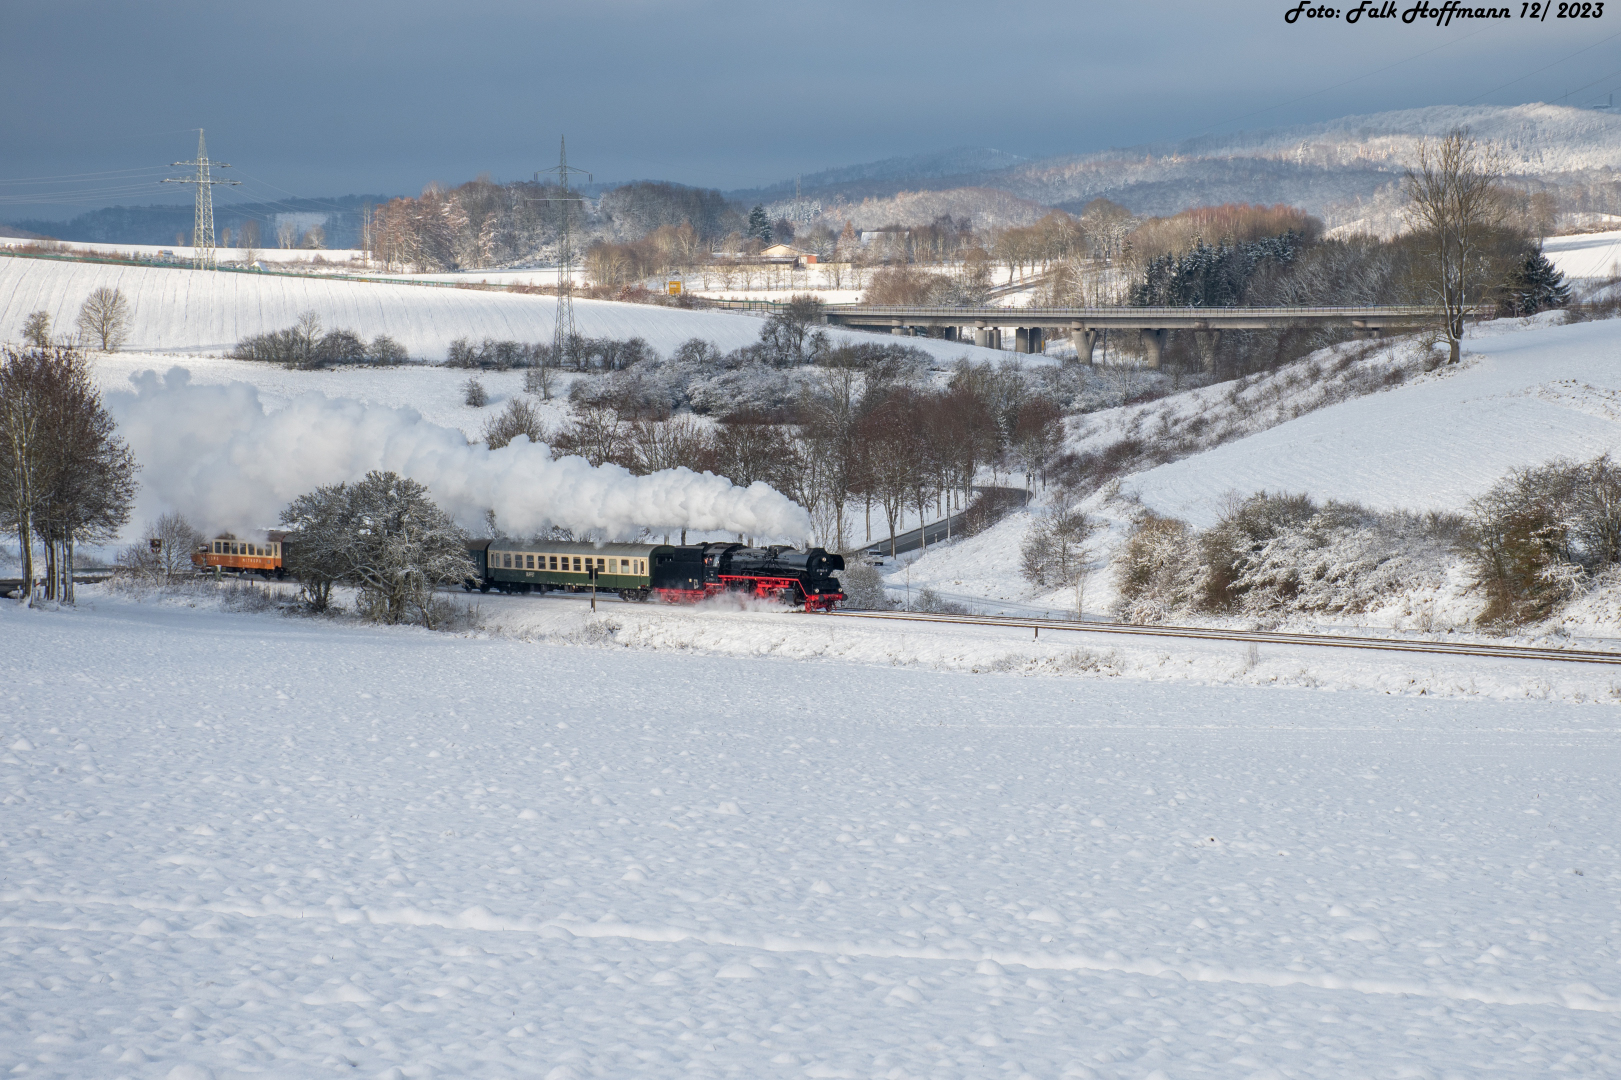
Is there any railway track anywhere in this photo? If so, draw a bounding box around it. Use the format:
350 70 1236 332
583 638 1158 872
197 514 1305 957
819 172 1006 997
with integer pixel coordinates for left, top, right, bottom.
828 609 1621 667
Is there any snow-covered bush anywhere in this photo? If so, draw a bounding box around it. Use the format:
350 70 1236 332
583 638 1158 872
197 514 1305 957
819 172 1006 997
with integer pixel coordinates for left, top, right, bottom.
446 337 541 370
906 587 968 614
836 560 893 610
232 312 389 369
1019 505 1097 588
686 364 801 416
1114 494 1464 624
1463 455 1621 624
462 377 488 407
1114 513 1200 623
368 335 409 365
482 397 547 450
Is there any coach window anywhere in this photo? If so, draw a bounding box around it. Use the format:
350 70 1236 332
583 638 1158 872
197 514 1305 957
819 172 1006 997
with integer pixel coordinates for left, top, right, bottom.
547 556 555 569
570 557 579 571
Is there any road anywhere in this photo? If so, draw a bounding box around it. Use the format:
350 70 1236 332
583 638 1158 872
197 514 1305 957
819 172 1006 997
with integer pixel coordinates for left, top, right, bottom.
863 487 1030 559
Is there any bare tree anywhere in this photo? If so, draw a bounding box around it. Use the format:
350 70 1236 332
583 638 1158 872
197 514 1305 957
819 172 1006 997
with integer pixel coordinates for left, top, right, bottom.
555 403 629 467
75 287 132 351
1020 505 1098 590
118 512 204 583
240 220 260 265
857 392 923 557
1404 129 1507 365
20 311 51 348
482 397 546 449
628 414 710 474
276 219 298 249
462 378 488 407
522 344 556 399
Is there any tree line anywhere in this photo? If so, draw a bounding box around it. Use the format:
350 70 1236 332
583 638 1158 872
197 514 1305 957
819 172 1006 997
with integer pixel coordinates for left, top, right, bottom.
468 321 1065 553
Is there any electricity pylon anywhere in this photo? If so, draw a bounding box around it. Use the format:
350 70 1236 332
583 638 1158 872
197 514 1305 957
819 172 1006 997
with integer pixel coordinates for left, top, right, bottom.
162 129 240 270
534 136 591 363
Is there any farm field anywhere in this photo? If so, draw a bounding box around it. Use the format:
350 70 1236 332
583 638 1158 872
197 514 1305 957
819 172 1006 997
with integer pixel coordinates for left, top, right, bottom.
0 257 1004 364
3 589 1620 1079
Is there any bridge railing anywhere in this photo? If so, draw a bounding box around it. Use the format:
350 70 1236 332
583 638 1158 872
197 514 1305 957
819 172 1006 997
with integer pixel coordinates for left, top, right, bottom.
825 303 1446 318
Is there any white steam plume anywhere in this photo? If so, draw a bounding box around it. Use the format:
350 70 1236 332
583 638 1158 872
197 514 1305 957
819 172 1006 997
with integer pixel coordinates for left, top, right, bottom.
105 369 811 542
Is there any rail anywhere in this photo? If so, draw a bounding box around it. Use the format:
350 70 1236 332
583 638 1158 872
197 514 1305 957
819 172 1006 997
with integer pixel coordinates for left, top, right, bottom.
828 609 1621 666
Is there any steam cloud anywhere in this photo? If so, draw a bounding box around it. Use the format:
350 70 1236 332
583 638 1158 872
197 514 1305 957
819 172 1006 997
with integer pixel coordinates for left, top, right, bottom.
105 369 811 542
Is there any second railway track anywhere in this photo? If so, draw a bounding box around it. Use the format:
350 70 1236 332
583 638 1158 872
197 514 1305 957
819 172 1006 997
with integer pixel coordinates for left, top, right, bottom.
827 609 1621 667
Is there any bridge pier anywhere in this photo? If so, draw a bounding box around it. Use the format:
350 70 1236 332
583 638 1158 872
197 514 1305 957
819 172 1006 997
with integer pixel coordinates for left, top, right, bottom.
1139 327 1166 368
973 325 993 348
1196 329 1222 371
1069 326 1098 364
1010 327 1044 354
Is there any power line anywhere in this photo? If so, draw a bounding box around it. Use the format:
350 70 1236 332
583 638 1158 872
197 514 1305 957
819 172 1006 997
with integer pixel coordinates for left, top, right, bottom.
0 166 171 186
1460 28 1621 104
161 129 240 270
1188 26 1491 140
534 136 591 362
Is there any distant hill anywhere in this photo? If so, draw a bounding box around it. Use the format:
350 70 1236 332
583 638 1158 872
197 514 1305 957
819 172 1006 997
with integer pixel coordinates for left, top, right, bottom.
4 194 397 250
730 147 1027 203
749 104 1621 228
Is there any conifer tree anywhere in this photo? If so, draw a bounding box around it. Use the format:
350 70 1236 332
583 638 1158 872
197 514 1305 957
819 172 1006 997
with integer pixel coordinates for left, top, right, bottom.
747 205 773 245
1497 248 1571 317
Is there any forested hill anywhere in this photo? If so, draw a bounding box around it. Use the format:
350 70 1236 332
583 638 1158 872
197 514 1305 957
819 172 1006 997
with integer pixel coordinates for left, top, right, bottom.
743 103 1621 225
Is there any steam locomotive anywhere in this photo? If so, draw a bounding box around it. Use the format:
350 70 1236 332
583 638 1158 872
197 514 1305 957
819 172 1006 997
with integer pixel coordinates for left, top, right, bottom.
463 539 845 611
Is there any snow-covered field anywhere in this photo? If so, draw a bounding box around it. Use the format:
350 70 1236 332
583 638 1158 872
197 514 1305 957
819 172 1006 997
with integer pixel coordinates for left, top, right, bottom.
0 258 1002 364
1545 230 1621 283
5 588 1621 1080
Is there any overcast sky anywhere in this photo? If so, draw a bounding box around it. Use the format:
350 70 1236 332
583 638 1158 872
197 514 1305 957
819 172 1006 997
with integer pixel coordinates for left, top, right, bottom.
3 0 1613 218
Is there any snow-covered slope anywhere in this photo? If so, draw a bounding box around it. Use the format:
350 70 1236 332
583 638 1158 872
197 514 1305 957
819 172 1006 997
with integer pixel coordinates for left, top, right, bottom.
1125 314 1621 527
1546 229 1621 282
0 257 1002 363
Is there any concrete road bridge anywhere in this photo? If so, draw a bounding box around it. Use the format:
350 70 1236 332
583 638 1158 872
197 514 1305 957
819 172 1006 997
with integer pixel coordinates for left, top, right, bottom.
820 305 1441 367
